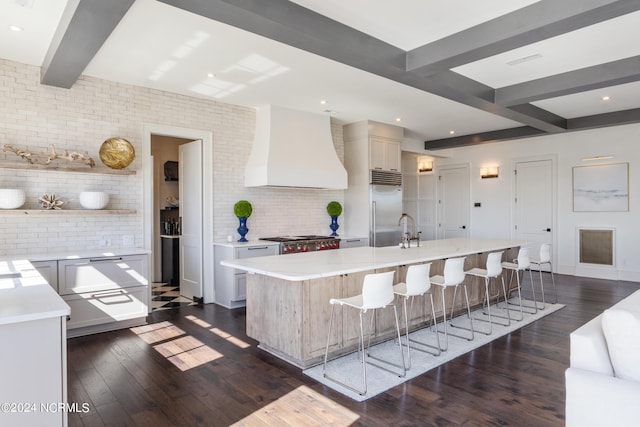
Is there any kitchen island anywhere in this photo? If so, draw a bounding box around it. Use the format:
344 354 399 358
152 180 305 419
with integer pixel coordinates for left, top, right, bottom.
221 238 524 368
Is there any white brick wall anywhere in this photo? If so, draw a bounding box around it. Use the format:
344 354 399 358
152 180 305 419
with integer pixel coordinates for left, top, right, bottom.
0 59 345 256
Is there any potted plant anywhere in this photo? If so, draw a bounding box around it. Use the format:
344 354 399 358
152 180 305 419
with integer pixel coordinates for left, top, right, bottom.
234 200 253 242
326 201 342 236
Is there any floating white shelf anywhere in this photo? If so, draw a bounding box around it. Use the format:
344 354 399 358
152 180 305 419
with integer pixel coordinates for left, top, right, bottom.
0 161 136 175
0 209 137 215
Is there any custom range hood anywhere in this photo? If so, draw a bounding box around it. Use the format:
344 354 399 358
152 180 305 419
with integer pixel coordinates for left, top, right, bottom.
244 105 348 189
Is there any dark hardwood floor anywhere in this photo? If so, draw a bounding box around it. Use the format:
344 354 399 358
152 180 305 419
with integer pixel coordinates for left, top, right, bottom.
67 274 639 426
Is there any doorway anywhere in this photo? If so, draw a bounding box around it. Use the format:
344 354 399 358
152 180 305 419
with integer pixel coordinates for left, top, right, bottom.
150 135 194 311
142 124 215 312
437 164 470 239
512 156 556 267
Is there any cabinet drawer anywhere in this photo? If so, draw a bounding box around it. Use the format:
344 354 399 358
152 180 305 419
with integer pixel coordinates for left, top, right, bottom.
340 238 368 248
63 286 148 330
235 245 278 259
58 255 147 295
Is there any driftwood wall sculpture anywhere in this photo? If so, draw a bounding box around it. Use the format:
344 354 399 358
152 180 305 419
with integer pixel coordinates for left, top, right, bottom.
3 144 95 167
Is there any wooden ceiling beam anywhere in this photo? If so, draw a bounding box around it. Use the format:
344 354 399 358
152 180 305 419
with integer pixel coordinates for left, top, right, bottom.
40 0 134 88
406 0 640 76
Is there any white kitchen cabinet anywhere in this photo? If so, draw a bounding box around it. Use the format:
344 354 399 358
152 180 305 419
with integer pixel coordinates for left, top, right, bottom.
1 316 68 427
57 254 148 337
339 237 369 248
63 286 148 331
214 242 279 308
1 279 70 427
369 137 401 172
58 255 147 295
343 120 404 240
30 259 58 292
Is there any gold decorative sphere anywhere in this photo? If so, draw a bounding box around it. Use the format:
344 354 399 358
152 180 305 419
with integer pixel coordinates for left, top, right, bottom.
99 137 135 169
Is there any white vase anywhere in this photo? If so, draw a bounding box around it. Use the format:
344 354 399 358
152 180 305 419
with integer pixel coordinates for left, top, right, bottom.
79 191 109 209
0 189 26 209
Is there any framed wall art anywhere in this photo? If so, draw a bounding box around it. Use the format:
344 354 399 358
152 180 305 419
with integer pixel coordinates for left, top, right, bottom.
573 163 629 212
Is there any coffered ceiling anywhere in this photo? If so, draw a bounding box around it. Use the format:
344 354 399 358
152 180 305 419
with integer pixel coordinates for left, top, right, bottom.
2 0 640 150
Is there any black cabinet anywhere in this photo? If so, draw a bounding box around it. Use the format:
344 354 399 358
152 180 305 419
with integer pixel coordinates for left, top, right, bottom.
161 236 179 285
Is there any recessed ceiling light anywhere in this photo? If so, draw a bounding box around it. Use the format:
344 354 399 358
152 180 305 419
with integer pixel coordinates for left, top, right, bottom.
11 0 35 8
9 25 23 32
207 72 215 78
449 130 455 135
601 95 611 101
395 117 401 123
320 100 327 105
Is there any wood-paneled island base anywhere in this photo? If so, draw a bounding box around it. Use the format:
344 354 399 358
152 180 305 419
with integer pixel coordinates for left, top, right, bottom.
221 238 524 368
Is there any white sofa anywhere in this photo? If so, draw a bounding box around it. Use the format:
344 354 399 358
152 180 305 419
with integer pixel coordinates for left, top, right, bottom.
566 289 640 427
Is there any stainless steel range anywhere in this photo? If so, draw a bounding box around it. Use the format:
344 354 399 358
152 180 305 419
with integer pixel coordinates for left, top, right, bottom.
259 235 340 254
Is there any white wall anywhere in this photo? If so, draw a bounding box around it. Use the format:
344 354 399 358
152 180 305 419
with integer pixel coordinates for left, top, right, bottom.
402 152 436 240
0 59 344 256
430 124 640 282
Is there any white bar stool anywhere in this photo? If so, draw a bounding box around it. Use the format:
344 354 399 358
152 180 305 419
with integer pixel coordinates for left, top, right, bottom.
501 247 536 320
393 263 441 369
530 243 557 306
322 270 406 396
429 257 472 351
464 251 510 335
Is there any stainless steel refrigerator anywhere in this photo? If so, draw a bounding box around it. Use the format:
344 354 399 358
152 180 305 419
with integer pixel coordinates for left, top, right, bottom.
370 172 403 247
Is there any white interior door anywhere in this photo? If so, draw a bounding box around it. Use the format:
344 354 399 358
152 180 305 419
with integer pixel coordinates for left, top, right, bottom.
437 165 470 239
179 140 203 299
514 159 553 260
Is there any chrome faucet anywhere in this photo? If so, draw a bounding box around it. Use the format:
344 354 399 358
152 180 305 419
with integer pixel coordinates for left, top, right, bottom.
398 213 420 248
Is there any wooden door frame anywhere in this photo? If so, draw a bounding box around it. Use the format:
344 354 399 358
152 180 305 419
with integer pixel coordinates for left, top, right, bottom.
143 124 214 307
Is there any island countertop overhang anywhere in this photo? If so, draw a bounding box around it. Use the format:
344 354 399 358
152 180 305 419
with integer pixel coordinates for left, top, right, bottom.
220 238 528 281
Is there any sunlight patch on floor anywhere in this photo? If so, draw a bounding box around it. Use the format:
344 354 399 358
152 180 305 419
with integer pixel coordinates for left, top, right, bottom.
184 313 251 348
130 321 186 344
153 335 223 371
210 327 251 349
132 320 223 371
231 385 359 427
185 314 211 328
131 313 252 371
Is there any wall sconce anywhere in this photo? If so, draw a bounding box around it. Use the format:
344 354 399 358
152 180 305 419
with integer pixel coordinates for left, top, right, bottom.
480 166 499 179
417 156 433 174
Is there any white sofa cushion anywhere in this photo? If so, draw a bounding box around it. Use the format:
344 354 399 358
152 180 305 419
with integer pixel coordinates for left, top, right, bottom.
602 307 640 382
566 367 640 427
614 289 640 310
569 314 614 375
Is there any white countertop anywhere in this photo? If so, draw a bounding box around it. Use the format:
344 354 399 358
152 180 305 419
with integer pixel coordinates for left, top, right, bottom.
0 247 151 262
0 260 70 326
221 238 527 281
